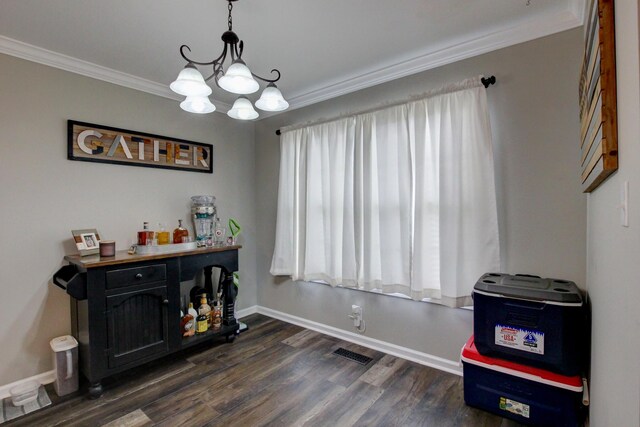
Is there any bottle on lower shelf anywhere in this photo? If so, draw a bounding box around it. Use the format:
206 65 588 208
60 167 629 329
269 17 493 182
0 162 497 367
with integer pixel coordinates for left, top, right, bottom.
198 295 212 330
195 313 208 334
212 296 222 331
180 312 195 337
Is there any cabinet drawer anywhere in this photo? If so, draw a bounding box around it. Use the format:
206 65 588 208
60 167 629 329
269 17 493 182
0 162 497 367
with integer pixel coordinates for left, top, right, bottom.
106 264 166 290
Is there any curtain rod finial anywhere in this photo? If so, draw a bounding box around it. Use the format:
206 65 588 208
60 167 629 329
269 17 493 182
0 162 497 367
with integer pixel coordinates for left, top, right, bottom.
481 75 496 88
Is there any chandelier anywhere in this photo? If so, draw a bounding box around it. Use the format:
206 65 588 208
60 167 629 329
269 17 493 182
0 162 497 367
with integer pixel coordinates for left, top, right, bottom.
169 0 289 120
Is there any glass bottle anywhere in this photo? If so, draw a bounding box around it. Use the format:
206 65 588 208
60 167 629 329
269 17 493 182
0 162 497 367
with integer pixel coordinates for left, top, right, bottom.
198 294 212 330
137 222 150 245
173 219 189 244
196 313 208 334
180 312 195 337
157 223 170 245
212 297 222 331
187 303 198 334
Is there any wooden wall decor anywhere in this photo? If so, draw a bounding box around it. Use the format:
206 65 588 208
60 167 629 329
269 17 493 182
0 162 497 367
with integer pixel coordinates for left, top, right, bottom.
68 120 213 173
579 0 617 193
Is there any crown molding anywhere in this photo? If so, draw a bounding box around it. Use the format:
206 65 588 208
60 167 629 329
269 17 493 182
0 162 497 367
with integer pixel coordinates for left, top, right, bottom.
0 6 582 118
284 9 583 112
0 35 233 113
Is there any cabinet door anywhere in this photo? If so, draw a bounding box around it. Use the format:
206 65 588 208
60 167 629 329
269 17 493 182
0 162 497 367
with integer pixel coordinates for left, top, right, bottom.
106 286 169 368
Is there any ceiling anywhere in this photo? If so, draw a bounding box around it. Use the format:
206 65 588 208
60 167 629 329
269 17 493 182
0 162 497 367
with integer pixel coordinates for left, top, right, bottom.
0 0 585 117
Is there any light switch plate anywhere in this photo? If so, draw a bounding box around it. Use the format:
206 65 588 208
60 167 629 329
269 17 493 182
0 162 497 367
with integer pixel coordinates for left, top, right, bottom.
621 181 629 227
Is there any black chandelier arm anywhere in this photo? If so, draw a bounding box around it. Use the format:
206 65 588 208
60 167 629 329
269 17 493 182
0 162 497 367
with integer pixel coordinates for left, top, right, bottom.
203 64 225 83
234 40 244 61
179 44 228 67
251 68 282 84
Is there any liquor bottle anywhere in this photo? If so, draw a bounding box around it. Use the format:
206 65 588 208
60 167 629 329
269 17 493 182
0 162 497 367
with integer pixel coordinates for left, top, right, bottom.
190 285 206 310
180 312 195 337
137 222 150 245
187 303 198 334
173 219 189 244
196 313 208 334
212 297 222 331
157 223 170 245
198 295 212 330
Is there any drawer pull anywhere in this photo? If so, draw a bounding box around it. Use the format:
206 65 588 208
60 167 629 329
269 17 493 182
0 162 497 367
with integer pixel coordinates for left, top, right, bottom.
135 273 143 279
163 299 169 305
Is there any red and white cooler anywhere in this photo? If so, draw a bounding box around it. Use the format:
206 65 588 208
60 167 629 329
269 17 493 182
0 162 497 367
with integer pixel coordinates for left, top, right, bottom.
461 335 587 426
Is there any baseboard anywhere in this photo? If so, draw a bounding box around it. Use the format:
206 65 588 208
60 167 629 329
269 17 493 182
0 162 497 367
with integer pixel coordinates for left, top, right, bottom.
0 370 55 400
0 304 457 400
257 306 463 376
236 305 258 320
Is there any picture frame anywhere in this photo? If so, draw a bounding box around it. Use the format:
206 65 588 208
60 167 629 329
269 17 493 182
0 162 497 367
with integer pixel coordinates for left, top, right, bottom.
579 0 618 192
72 228 101 256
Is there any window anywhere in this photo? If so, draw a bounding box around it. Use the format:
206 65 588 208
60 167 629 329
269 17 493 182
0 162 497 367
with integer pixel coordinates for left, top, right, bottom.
271 77 500 307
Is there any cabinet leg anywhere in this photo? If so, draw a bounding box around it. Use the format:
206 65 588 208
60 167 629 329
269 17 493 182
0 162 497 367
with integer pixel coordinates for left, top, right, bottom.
88 381 103 399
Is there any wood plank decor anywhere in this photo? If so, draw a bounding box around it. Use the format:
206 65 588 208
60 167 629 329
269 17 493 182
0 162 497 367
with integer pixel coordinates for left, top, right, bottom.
579 0 617 193
68 120 213 173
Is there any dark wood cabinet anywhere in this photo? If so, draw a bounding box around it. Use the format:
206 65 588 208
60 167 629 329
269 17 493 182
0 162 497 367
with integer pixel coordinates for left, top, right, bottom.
106 285 170 369
53 246 240 398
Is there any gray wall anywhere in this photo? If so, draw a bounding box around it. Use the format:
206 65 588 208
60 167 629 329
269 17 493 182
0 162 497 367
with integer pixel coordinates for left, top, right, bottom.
585 1 640 425
255 29 586 363
0 54 257 385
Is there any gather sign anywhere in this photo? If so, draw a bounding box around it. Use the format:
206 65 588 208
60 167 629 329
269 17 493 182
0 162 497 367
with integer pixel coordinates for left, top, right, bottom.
67 120 213 173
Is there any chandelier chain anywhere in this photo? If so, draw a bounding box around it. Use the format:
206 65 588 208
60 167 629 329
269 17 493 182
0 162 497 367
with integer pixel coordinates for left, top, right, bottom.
228 1 233 31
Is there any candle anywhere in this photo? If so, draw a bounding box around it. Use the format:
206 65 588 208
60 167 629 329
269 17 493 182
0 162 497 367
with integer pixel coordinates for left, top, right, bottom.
99 240 116 257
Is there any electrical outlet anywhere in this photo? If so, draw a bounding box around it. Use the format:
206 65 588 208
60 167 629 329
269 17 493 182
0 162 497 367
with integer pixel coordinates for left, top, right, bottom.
350 305 362 327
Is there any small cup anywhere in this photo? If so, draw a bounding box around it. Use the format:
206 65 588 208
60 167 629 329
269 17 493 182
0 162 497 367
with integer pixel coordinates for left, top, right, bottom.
99 240 116 257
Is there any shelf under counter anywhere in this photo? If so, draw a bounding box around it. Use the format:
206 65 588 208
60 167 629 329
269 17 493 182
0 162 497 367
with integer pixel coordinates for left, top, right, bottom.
181 323 239 349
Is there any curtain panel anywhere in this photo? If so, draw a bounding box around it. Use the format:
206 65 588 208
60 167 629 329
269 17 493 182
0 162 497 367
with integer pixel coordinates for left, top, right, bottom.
271 77 500 307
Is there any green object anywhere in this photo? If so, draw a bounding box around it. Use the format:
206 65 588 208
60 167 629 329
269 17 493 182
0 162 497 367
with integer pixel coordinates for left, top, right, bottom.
229 218 242 238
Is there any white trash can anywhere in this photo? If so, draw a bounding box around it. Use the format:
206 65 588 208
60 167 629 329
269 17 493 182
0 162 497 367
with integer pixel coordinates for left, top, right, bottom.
50 335 79 396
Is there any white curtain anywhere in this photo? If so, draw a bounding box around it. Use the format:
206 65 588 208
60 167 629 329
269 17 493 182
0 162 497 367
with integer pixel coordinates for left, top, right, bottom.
270 77 500 307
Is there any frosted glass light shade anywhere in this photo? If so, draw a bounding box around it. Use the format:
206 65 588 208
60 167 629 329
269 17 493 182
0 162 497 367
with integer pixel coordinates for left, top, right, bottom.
180 95 216 114
227 96 259 120
170 65 212 97
255 83 289 112
218 60 259 94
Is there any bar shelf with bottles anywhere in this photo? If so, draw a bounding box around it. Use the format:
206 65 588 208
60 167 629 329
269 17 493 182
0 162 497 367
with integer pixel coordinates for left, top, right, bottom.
179 264 239 346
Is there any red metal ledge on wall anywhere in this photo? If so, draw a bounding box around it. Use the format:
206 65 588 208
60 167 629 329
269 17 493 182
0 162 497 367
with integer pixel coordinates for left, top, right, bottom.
67 120 213 173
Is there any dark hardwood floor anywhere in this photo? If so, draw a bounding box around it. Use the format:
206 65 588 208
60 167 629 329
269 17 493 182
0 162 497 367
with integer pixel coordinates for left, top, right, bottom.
7 314 521 427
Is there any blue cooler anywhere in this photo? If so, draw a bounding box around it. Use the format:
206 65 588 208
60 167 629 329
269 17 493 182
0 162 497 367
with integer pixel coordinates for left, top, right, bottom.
462 336 587 426
473 273 587 376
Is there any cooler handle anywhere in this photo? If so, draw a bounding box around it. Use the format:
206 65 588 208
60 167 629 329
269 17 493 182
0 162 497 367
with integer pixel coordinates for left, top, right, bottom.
582 378 590 406
65 350 73 380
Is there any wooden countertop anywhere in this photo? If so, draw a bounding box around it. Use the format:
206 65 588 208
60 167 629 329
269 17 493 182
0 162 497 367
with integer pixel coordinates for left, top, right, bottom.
64 245 241 269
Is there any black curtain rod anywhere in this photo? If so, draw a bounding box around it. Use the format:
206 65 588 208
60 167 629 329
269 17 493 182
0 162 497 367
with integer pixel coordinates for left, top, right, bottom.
275 75 497 136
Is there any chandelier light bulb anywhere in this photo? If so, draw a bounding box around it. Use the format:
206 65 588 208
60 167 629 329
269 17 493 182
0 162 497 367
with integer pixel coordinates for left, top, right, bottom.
180 95 216 114
170 64 212 97
227 96 259 120
255 83 289 112
218 60 260 95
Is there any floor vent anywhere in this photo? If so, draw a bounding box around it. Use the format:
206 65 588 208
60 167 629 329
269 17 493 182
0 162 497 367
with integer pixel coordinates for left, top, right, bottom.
332 347 373 365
